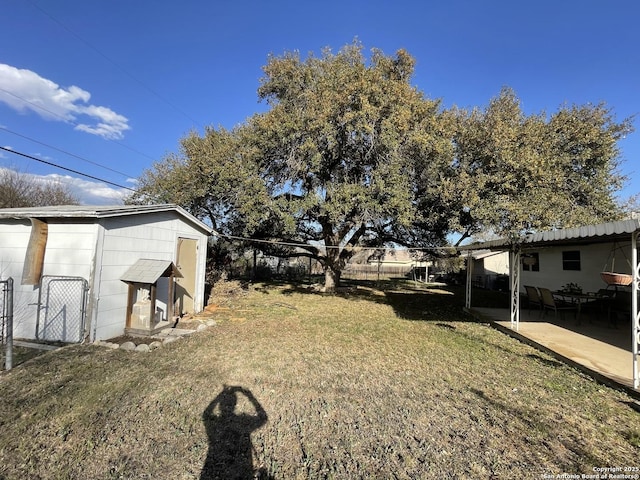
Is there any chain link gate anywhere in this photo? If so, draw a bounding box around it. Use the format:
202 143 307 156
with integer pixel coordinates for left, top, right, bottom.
36 276 88 343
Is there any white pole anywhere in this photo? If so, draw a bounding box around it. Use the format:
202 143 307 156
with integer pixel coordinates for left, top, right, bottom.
465 251 473 309
510 248 521 331
631 232 639 389
4 278 13 370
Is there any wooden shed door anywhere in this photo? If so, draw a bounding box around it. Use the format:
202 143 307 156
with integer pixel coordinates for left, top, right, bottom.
176 238 198 315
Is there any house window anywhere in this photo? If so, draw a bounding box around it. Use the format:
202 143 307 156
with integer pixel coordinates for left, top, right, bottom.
522 253 539 272
562 250 581 271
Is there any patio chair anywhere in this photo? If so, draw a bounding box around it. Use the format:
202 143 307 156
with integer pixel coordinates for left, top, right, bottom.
607 289 632 328
539 287 577 321
584 288 616 322
524 285 542 313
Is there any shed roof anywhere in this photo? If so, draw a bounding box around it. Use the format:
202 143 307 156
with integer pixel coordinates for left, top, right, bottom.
0 204 213 235
458 218 640 251
120 259 182 284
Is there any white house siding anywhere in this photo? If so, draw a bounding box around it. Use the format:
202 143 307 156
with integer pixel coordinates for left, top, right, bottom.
471 251 509 289
520 242 632 293
483 252 509 276
90 212 208 340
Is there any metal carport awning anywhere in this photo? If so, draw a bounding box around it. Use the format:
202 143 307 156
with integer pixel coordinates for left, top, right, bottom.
457 218 640 389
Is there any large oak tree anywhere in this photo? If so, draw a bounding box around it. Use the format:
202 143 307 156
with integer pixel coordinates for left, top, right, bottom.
130 44 633 290
246 43 455 289
132 43 454 290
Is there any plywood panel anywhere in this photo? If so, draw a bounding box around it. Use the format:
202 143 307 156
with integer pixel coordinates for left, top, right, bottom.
22 219 48 285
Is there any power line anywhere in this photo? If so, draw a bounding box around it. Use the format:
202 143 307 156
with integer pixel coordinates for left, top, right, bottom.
1 146 454 251
26 0 203 128
217 233 456 251
0 87 89 125
0 146 136 192
0 126 135 178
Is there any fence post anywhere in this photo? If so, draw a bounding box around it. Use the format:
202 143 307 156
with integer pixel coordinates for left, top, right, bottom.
5 277 13 370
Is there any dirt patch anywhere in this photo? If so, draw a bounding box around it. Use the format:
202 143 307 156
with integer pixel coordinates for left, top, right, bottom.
105 315 214 346
105 334 158 346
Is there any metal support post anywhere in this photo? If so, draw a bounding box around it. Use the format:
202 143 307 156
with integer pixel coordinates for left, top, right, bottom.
4 278 13 371
509 248 521 331
632 232 639 389
465 251 473 309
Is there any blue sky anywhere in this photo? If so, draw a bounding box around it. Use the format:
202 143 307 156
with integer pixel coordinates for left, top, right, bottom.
1 0 638 205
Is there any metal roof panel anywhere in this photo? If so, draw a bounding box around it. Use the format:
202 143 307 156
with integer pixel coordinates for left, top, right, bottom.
0 204 213 235
458 218 640 251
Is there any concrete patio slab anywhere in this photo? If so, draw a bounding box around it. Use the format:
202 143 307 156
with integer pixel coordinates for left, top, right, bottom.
467 307 638 397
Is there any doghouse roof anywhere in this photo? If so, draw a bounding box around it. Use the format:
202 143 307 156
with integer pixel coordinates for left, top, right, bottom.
120 259 182 284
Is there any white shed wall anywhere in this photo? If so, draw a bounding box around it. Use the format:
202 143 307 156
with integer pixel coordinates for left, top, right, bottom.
0 220 38 339
0 220 97 339
91 212 208 340
42 221 96 278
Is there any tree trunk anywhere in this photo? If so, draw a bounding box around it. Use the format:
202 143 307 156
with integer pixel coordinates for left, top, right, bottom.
324 267 341 292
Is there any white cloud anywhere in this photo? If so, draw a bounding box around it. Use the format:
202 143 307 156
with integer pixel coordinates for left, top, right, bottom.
45 173 130 205
0 64 130 140
33 152 53 161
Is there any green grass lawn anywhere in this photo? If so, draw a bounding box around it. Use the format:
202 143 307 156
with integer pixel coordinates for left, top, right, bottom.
0 281 638 479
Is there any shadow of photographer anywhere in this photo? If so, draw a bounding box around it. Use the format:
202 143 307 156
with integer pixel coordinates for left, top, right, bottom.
200 385 270 480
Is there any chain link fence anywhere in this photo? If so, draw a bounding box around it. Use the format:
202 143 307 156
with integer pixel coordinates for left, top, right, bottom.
36 276 88 343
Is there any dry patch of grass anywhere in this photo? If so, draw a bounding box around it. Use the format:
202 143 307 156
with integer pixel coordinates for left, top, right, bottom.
0 281 638 479
3 344 50 366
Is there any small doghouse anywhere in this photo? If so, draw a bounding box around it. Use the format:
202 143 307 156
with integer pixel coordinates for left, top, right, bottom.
120 259 182 336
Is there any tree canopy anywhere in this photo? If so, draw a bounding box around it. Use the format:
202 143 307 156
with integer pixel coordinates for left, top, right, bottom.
129 42 634 290
451 88 632 243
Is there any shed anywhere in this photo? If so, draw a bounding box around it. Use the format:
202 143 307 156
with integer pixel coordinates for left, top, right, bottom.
458 217 640 388
0 204 211 342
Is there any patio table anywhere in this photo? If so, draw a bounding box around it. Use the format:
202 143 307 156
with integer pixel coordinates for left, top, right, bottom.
552 291 601 324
